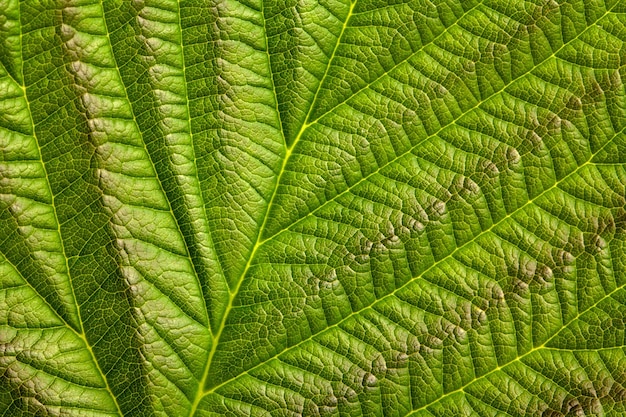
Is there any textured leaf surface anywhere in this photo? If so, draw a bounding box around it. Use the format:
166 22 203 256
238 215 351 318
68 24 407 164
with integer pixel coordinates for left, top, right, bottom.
1 0 626 415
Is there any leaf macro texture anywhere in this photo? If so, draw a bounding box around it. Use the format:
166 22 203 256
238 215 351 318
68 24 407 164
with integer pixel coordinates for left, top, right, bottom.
1 0 626 415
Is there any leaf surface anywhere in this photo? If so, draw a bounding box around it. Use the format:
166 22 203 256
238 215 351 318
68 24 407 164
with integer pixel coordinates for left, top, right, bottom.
1 0 626 416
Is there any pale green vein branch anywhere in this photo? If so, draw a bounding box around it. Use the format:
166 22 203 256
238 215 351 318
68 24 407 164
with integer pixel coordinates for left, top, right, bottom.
260 1 289 151
302 0 486 127
543 346 626 352
304 0 357 127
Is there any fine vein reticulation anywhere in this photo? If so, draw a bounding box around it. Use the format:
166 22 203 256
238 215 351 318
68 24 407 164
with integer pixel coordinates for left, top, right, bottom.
1 0 626 416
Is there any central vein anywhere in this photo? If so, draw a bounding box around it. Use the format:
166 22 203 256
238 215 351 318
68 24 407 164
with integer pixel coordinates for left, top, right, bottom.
187 1 357 414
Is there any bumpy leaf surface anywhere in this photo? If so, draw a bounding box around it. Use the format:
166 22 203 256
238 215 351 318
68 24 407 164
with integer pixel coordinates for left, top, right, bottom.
1 0 626 415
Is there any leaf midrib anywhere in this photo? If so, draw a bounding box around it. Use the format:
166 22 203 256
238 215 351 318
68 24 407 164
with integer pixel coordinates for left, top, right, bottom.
187 1 359 414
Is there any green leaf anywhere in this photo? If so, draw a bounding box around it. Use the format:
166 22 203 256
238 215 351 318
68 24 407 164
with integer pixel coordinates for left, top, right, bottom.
2 0 626 415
